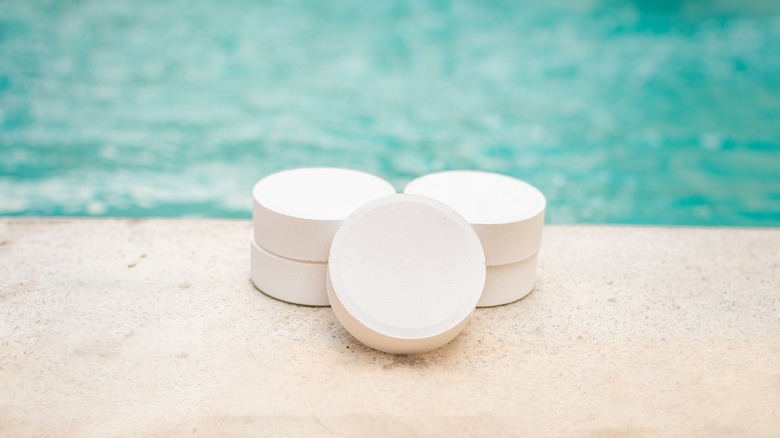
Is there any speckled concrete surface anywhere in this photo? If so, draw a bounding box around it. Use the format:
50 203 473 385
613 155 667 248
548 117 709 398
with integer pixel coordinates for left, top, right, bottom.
1 218 778 437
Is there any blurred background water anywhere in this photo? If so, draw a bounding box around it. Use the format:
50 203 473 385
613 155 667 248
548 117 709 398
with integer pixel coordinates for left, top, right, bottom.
1 0 779 225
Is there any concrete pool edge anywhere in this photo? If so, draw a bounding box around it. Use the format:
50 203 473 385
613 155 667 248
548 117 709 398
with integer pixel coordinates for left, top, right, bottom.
1 218 778 436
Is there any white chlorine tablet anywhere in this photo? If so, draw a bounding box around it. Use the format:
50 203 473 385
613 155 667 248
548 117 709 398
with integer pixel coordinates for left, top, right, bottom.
404 170 546 265
253 168 396 262
478 254 538 308
250 232 329 306
327 194 486 354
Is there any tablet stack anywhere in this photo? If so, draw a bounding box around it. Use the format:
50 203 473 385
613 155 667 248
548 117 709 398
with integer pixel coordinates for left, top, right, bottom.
405 171 546 307
250 167 546 353
250 168 396 306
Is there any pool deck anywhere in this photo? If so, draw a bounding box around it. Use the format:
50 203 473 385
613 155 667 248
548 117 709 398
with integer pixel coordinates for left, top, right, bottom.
1 218 778 437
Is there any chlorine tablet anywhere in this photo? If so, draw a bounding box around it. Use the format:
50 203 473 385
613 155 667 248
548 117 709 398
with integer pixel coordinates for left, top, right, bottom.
404 171 546 266
250 232 329 306
478 254 538 307
327 194 486 354
253 168 396 262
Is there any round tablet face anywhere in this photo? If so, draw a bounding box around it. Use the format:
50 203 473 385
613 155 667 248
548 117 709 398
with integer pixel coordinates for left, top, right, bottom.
327 194 486 354
254 168 396 221
253 168 396 262
404 171 545 225
404 171 546 265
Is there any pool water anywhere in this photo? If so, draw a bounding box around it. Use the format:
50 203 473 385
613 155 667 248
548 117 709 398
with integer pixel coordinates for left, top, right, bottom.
1 0 779 225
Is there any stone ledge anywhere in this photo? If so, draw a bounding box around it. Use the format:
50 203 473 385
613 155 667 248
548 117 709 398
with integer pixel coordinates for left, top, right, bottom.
1 218 778 436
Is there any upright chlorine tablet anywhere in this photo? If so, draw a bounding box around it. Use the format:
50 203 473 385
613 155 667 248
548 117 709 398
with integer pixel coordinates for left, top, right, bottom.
253 168 396 262
404 170 546 266
327 194 486 354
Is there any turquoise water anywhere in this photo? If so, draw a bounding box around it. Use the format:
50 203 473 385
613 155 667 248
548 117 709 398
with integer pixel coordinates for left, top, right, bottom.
1 0 779 225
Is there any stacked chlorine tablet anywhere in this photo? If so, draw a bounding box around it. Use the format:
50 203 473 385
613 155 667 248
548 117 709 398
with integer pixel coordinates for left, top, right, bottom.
250 168 395 306
404 171 546 307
